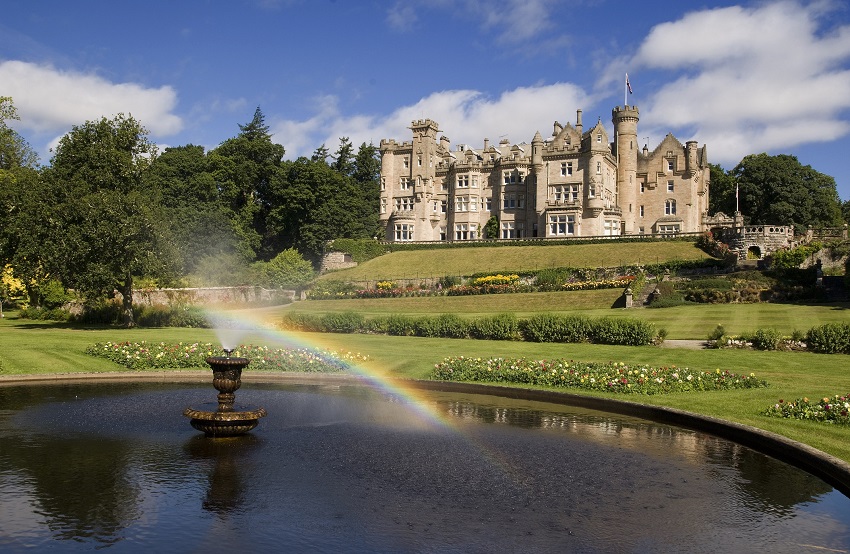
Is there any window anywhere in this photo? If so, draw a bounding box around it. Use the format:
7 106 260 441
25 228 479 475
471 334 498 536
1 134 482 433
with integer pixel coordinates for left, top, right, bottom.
501 221 515 239
549 214 575 236
503 194 523 209
603 220 619 236
455 196 469 212
380 197 387 214
561 162 567 176
503 171 517 185
667 159 674 172
640 182 645 193
380 177 386 191
667 180 674 192
471 175 479 188
551 185 578 202
457 175 469 188
639 226 645 234
665 199 676 215
639 205 644 217
394 223 414 241
596 161 601 174
441 180 448 191
400 177 411 190
659 224 680 234
588 182 596 198
597 133 602 144
432 201 438 213
417 156 422 167
439 227 447 241
403 157 409 169
441 199 447 213
485 197 492 211
394 197 414 211
454 223 478 240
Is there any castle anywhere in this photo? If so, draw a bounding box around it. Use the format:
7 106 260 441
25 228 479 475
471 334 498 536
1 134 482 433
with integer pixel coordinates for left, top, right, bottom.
378 105 710 242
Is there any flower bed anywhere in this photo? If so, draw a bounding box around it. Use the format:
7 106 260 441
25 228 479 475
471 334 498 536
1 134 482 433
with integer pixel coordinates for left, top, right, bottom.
86 341 366 372
431 356 768 395
562 276 634 291
763 394 850 425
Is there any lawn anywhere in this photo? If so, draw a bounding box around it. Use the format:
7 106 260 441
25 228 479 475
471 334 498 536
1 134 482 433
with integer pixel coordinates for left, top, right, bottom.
1 312 849 464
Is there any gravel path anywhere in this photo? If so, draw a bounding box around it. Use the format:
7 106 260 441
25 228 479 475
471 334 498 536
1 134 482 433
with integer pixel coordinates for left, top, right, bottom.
659 339 707 349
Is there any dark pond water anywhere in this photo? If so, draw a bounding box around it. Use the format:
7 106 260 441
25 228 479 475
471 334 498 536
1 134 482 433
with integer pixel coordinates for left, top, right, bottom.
0 379 849 553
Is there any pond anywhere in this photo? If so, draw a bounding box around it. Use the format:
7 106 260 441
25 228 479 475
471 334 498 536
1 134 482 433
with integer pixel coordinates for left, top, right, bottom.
1 378 848 552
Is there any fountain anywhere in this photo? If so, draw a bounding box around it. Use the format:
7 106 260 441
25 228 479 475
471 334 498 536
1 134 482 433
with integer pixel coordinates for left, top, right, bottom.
183 349 267 436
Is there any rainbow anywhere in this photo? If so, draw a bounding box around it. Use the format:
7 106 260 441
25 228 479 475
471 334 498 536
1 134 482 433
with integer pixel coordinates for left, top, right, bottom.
202 307 523 476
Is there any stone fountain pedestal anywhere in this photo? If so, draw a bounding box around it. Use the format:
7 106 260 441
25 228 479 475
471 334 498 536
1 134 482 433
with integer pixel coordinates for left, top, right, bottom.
184 355 266 437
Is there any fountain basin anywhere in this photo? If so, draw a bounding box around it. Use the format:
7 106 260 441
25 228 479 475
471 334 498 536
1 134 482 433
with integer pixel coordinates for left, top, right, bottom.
183 355 266 436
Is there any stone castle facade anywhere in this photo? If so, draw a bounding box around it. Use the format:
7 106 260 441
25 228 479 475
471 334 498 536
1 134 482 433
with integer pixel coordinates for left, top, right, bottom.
378 105 709 242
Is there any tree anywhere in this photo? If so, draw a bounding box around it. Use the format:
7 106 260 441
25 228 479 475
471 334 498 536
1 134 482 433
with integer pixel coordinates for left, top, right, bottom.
707 163 737 215
730 154 843 233
209 106 285 260
484 215 499 239
332 137 354 175
351 142 382 238
40 114 178 326
252 248 314 288
842 199 850 225
0 96 39 174
145 145 245 274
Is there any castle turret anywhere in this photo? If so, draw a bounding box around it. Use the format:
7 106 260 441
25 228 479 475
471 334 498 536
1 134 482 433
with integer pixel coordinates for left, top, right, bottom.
531 130 543 173
613 105 639 234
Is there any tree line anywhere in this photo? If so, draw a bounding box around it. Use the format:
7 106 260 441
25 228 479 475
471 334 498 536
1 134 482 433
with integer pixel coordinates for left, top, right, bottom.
0 99 380 325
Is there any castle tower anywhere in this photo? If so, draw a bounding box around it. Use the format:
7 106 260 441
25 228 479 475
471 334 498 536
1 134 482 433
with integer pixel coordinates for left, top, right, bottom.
612 105 639 234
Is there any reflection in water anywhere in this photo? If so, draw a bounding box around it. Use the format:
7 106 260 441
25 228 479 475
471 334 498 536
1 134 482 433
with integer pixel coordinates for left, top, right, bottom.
184 434 261 515
0 381 848 552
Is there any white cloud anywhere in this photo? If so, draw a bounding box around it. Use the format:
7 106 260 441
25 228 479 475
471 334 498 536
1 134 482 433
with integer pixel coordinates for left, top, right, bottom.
625 1 850 166
270 83 592 157
0 60 183 137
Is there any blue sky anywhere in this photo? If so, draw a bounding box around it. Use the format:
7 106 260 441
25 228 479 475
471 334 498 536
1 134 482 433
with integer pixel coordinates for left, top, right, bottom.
3 0 850 201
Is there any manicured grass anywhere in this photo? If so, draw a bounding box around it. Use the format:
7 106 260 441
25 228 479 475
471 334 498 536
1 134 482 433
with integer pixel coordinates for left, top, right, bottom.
320 241 710 282
276 294 850 340
2 312 850 464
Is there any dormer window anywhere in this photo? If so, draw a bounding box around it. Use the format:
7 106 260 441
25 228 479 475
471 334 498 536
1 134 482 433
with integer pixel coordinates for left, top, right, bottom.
597 133 602 144
667 159 674 172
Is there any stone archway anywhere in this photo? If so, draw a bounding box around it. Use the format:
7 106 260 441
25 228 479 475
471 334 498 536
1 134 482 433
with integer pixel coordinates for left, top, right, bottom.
747 245 762 259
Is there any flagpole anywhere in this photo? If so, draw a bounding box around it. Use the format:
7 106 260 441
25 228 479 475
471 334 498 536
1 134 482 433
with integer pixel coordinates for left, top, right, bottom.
625 74 628 107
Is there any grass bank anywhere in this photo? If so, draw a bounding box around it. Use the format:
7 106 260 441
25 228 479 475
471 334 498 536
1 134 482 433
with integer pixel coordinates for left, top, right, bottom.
319 241 710 282
1 313 849 463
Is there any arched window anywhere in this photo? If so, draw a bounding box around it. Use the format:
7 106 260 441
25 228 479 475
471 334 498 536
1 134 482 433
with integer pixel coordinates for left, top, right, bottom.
665 199 676 215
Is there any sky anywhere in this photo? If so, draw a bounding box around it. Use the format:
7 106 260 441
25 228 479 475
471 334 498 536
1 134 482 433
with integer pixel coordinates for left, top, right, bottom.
3 0 850 201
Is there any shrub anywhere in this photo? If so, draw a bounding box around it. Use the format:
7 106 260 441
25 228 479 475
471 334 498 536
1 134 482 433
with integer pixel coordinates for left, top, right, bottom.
520 313 591 343
708 324 726 342
469 313 520 340
328 238 388 263
806 323 850 354
319 311 365 333
750 328 783 351
590 317 656 346
414 314 470 338
279 312 323 331
382 314 416 336
19 306 71 321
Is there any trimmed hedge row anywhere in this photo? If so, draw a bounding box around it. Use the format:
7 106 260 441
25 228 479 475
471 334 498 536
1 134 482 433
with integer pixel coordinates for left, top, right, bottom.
280 311 658 346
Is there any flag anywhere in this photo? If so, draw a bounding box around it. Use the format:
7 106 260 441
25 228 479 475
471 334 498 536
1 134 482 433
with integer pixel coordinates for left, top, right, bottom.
626 73 633 94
